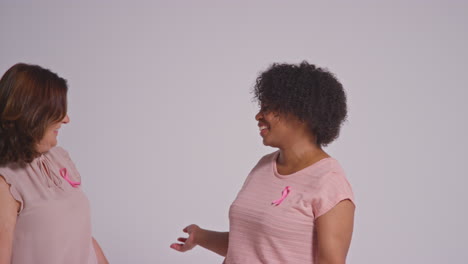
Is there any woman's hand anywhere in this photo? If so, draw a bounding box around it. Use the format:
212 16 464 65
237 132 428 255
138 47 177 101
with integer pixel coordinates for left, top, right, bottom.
170 225 229 256
170 224 201 252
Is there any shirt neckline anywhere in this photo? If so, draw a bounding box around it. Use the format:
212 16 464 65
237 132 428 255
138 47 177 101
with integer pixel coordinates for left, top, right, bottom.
271 151 334 179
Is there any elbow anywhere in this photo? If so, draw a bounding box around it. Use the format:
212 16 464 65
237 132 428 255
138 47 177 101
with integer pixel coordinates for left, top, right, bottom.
318 256 346 264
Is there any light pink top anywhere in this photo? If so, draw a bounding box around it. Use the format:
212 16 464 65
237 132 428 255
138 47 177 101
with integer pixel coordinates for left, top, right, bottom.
225 151 354 264
0 147 97 264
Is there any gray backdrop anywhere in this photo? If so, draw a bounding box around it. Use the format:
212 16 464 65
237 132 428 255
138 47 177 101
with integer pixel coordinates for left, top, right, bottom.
1 1 467 263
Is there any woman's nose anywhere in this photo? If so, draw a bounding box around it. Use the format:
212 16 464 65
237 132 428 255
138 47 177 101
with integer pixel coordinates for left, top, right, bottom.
255 111 262 121
62 114 70 124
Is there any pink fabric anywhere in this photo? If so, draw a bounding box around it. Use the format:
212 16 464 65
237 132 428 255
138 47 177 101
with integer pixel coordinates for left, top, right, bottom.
225 151 354 264
60 167 81 187
0 147 97 264
271 186 291 206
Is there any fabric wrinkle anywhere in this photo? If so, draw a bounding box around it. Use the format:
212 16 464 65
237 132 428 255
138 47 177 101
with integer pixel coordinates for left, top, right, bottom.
0 146 96 264
37 154 63 189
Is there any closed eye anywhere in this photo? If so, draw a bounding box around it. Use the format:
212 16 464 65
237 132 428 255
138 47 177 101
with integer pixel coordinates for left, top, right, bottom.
260 105 270 113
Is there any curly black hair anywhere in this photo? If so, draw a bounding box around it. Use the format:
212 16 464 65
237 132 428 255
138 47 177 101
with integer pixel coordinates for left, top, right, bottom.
253 61 347 146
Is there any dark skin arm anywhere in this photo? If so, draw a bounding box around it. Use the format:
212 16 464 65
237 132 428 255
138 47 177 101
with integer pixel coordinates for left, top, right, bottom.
170 224 229 257
315 200 355 264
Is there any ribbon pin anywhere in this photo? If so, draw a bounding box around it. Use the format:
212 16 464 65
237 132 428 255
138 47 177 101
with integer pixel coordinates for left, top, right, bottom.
272 186 291 206
60 168 81 188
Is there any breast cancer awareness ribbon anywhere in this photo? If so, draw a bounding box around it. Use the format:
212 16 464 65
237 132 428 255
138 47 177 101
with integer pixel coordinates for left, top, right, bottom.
272 186 291 206
60 168 81 188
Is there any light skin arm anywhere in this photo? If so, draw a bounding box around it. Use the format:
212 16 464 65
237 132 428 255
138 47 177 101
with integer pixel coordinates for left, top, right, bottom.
92 237 109 264
0 176 20 264
315 199 355 264
170 224 229 257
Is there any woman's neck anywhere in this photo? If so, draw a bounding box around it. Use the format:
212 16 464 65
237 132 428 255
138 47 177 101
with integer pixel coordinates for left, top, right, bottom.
276 140 329 175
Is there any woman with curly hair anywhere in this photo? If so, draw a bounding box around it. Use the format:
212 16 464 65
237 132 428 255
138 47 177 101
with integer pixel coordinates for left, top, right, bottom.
171 61 355 263
0 63 108 264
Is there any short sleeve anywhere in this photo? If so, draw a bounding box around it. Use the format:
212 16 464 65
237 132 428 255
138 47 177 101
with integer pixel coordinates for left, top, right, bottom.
0 172 24 214
312 171 354 219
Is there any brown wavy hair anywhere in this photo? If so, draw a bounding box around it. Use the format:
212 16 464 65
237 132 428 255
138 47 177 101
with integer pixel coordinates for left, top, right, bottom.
0 63 68 165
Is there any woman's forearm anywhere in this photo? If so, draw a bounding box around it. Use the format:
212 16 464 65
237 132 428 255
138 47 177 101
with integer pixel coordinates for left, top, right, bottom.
171 224 229 256
196 229 229 257
92 237 109 264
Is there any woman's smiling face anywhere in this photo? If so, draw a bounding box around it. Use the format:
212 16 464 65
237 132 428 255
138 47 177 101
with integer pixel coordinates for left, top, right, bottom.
36 114 70 153
255 105 291 148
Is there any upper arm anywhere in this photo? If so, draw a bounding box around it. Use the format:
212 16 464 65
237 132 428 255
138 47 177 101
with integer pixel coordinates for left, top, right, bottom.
0 175 20 264
315 199 355 264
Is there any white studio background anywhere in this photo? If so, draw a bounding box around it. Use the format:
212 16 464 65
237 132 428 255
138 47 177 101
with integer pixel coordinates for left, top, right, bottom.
1 1 467 263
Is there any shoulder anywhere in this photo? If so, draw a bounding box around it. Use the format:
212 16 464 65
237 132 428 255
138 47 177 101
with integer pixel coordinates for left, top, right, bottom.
312 158 346 181
240 151 277 188
309 159 355 218
314 158 354 198
323 159 349 184
299 158 350 190
49 146 69 156
255 151 277 167
46 146 72 161
248 151 277 174
0 159 27 180
0 168 24 213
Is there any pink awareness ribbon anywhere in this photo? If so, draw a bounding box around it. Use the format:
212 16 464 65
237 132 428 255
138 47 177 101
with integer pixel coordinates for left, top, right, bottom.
60 168 81 188
272 186 291 206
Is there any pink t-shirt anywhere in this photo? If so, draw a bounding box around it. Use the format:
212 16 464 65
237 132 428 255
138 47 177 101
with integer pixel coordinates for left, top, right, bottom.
225 151 354 264
0 146 97 264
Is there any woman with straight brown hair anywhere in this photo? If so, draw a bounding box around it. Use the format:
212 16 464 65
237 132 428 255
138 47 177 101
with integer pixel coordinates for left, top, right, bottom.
0 63 109 264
